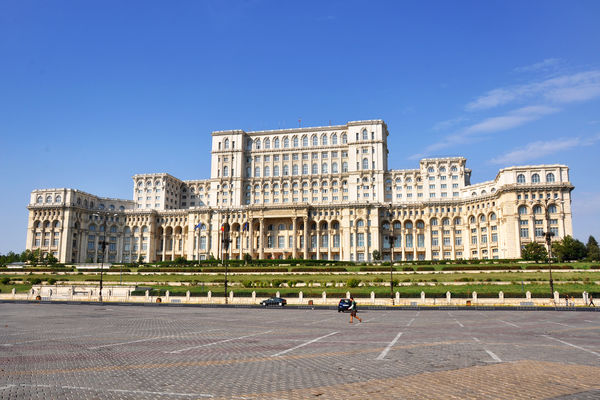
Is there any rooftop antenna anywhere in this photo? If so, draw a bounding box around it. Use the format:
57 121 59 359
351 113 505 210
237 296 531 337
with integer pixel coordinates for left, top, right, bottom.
298 119 301 128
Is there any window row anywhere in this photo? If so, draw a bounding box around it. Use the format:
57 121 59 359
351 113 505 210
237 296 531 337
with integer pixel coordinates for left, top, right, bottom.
516 173 556 184
246 133 348 150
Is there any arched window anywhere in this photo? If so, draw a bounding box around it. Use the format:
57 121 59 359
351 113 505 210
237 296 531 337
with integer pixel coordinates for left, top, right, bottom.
36 196 43 204
273 166 279 176
331 162 338 173
264 166 270 177
246 139 253 150
442 218 450 226
331 133 337 145
356 219 364 227
517 174 526 183
283 165 289 175
454 217 462 225
264 138 270 149
546 173 555 182
332 221 339 229
439 167 446 172
302 164 308 174
532 173 540 183
342 162 348 172
55 195 62 203
54 221 61 228
341 133 347 144
393 221 401 229
518 205 528 215
382 222 390 230
46 195 52 203
119 206 125 211
533 205 543 214
312 164 318 174
428 167 435 173
312 135 318 146
489 213 497 221
89 224 96 232
430 218 438 226
321 135 328 146
362 158 369 170
274 137 280 148
416 221 425 229
548 204 557 214
405 221 413 229
322 163 328 173
254 167 260 177
479 214 486 223
293 136 298 147
278 224 285 231
255 139 261 150
224 139 229 149
302 136 308 147
223 166 229 177
292 165 298 175
284 137 290 148
362 129 368 140
469 216 475 224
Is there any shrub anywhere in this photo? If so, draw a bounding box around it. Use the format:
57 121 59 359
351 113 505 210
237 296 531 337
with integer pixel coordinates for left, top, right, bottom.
347 278 360 288
47 278 57 285
29 278 42 285
0 277 10 285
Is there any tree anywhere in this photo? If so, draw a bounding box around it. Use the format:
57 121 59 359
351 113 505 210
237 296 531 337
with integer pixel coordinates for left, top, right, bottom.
45 253 58 265
586 236 600 261
243 253 252 264
521 242 548 263
174 256 187 265
137 254 145 264
552 236 587 262
372 250 381 261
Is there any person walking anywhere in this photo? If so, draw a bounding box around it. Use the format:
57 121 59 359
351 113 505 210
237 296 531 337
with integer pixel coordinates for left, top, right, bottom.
348 297 362 323
589 295 595 307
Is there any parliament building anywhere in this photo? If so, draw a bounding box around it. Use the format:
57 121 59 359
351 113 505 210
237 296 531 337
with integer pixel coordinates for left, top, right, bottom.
26 120 574 264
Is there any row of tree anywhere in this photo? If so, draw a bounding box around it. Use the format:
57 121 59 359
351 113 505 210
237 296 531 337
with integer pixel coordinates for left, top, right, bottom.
521 235 600 263
0 249 57 265
2 235 599 266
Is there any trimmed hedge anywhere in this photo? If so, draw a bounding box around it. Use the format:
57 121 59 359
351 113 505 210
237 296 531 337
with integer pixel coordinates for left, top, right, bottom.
290 267 348 272
201 267 289 273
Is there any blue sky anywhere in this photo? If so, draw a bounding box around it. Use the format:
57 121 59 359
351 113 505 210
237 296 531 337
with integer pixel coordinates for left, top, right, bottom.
1 0 599 253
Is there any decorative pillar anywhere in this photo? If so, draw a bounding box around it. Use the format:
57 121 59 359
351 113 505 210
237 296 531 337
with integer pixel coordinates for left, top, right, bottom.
292 217 298 259
259 218 265 260
316 225 321 260
248 218 254 259
303 216 309 259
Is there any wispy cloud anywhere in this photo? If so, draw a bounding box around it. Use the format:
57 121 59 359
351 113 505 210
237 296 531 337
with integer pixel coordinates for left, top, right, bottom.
490 133 600 165
463 105 558 134
432 116 467 131
466 70 600 111
513 58 562 73
412 106 559 159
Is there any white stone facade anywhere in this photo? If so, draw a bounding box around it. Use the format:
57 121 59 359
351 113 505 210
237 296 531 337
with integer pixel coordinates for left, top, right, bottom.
26 120 574 263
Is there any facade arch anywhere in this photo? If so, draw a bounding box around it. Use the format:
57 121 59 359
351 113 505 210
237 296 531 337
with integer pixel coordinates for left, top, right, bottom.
518 205 528 215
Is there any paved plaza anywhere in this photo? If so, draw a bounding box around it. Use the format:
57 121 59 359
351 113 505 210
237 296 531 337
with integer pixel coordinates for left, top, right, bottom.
1 303 599 399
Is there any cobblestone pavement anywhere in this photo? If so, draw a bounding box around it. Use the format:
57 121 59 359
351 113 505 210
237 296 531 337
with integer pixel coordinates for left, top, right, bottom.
1 304 599 399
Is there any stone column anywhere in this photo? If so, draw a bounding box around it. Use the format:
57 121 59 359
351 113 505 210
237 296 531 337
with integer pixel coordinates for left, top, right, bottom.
248 218 254 259
424 224 431 260
316 225 321 260
327 225 332 261
259 218 265 260
303 216 309 259
161 233 166 262
292 217 298 259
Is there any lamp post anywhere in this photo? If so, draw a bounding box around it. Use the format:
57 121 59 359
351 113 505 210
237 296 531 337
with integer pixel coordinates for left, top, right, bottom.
223 234 231 304
542 204 555 301
93 211 119 303
388 234 395 303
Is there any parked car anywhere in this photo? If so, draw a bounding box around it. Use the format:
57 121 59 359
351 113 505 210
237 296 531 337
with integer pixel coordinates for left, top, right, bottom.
338 298 352 312
260 297 287 307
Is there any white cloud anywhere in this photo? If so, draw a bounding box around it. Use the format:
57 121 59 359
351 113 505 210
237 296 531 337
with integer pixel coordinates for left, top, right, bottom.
490 133 600 165
463 106 558 134
432 116 467 131
412 106 559 159
466 70 600 111
513 58 562 73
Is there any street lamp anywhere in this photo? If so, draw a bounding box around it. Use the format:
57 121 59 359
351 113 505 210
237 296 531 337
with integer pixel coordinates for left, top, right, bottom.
388 234 395 303
93 211 118 303
222 228 232 304
542 204 555 302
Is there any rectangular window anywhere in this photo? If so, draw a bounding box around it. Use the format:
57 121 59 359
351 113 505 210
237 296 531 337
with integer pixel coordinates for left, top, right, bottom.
321 234 328 248
200 236 207 250
311 235 317 249
432 237 439 246
357 233 364 247
471 236 477 245
481 235 488 244
278 235 284 248
443 236 451 246
333 234 340 248
520 228 529 238
535 227 544 237
406 234 413 248
491 233 498 242
455 236 462 246
417 234 425 248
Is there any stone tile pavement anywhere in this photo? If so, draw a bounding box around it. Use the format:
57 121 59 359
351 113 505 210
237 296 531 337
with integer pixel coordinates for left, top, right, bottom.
0 304 598 399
